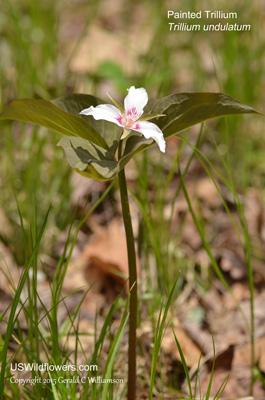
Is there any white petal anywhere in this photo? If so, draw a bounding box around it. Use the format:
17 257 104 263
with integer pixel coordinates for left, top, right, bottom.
124 86 148 117
80 104 123 127
132 121 166 153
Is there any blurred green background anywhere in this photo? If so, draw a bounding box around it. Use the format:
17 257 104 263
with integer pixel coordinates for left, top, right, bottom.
0 0 264 279
1 1 265 397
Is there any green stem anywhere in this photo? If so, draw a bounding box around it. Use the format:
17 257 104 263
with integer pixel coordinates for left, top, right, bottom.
118 146 137 400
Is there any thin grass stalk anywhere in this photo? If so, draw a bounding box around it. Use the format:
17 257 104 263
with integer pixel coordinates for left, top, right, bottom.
149 279 178 399
208 125 256 394
0 208 50 400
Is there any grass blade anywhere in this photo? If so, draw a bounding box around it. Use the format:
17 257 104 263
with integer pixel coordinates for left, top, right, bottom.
149 278 178 399
0 207 50 400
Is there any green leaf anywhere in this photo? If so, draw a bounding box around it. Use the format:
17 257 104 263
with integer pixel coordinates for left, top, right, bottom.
119 134 153 168
148 92 262 138
123 92 262 159
53 93 122 154
107 92 124 113
139 113 166 121
1 92 262 182
58 134 154 181
57 136 119 181
0 98 108 149
52 93 103 115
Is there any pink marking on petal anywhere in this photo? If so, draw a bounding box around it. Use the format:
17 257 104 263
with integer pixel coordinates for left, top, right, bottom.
135 123 140 130
116 115 123 125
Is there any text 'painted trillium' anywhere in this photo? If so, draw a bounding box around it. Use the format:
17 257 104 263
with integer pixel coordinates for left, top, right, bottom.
79 86 166 153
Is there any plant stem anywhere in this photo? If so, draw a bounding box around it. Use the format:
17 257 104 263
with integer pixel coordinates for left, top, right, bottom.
118 151 137 400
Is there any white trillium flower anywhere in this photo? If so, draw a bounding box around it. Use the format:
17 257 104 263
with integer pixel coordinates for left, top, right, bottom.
79 86 166 153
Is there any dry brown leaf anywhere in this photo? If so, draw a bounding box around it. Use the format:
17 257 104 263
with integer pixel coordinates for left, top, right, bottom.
64 217 139 301
162 324 201 367
220 249 247 280
84 217 139 277
195 177 221 208
234 336 265 370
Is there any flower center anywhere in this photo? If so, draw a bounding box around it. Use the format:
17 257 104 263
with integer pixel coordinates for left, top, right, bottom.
125 117 135 127
123 107 139 128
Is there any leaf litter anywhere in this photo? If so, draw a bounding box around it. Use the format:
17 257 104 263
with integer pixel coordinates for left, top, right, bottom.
1 157 265 398
1 0 265 397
